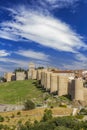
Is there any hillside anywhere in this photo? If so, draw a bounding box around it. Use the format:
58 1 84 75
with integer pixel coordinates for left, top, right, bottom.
0 107 73 127
0 80 44 104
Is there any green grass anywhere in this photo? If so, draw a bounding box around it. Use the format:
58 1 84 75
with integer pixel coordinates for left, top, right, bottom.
0 80 44 104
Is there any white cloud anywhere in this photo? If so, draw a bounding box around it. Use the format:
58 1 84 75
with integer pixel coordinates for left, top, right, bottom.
28 0 79 11
33 0 79 10
15 50 49 61
0 56 49 75
0 57 28 68
45 0 79 8
0 7 86 53
0 50 10 57
62 52 87 70
75 53 87 62
0 1 86 74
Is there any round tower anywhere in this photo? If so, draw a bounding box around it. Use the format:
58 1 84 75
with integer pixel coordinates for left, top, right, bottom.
58 76 69 96
41 71 45 87
41 69 47 88
50 73 58 93
29 62 35 70
37 69 42 81
32 70 37 80
46 72 52 91
72 79 84 101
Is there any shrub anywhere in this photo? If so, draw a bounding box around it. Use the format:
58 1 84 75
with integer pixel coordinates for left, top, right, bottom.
59 104 67 108
0 115 4 122
50 106 54 109
17 111 21 116
24 99 35 110
75 115 84 119
79 108 87 115
41 109 53 122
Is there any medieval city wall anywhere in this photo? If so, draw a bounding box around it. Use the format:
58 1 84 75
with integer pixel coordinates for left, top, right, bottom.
4 62 87 102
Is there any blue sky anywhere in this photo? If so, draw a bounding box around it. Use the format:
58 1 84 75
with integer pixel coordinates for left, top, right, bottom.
0 0 87 75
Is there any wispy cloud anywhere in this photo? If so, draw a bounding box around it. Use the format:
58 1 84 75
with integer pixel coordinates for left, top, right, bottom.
0 56 49 74
41 0 79 9
0 57 28 68
0 50 10 57
62 52 87 70
0 1 87 74
25 0 79 11
15 50 49 61
0 7 86 53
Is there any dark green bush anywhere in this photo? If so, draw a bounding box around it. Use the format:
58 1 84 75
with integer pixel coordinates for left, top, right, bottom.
75 115 84 119
79 108 87 115
17 111 21 116
24 99 35 110
41 109 53 122
0 115 4 122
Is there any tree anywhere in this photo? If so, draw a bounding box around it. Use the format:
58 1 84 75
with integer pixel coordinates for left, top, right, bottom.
0 115 4 122
41 109 53 122
14 67 25 72
37 67 44 69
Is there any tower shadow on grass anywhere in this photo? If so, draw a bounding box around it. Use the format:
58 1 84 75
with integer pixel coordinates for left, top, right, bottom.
32 81 46 92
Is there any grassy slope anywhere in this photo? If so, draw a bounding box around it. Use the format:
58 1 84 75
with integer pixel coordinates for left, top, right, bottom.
0 80 44 104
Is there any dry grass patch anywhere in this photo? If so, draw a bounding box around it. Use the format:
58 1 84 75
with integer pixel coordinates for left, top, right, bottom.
0 107 73 126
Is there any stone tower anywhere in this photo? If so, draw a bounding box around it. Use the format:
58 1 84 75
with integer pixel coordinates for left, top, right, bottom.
16 71 25 81
27 62 35 79
58 76 68 96
41 69 47 88
37 69 42 81
71 79 84 101
29 62 35 71
50 73 58 93
45 72 52 91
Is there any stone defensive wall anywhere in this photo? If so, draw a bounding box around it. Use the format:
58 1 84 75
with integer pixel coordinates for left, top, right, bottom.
36 69 87 102
4 62 87 102
36 69 69 95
